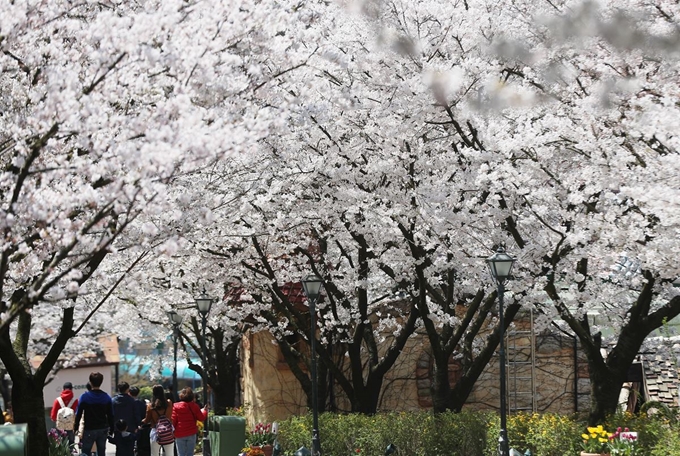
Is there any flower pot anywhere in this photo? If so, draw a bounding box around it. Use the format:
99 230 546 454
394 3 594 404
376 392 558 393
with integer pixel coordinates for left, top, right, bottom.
249 445 273 456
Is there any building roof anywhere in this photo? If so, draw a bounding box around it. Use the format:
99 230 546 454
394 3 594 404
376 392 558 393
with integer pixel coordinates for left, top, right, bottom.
642 354 679 406
31 334 120 369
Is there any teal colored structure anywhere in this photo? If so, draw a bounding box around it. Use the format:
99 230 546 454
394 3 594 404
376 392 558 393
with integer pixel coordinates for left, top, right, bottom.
209 415 245 456
0 423 28 456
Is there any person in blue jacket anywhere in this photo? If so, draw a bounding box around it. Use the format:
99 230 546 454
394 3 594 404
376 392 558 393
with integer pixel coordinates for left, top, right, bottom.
74 372 114 456
112 382 141 431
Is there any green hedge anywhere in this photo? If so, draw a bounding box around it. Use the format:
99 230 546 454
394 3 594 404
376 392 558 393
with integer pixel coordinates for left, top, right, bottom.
276 411 494 456
274 411 678 456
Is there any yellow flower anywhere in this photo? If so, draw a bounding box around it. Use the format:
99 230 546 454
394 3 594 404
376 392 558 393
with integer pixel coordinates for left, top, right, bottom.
582 425 610 453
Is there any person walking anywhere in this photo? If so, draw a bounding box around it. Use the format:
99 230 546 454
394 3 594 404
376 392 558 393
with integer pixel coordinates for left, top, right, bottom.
50 381 79 447
130 386 151 456
112 382 140 432
75 372 114 456
107 418 136 456
141 385 174 456
128 387 147 428
171 387 208 456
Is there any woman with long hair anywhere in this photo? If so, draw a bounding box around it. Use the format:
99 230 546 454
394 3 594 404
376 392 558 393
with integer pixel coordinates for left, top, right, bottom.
141 385 174 456
172 387 209 456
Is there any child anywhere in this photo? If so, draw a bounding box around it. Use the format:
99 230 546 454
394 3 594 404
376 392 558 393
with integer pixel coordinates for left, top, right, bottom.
135 422 152 456
107 418 136 456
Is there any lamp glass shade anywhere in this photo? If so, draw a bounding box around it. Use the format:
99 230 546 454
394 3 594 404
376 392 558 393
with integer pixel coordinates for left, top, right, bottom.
486 247 516 283
301 275 323 301
168 310 184 326
195 291 213 315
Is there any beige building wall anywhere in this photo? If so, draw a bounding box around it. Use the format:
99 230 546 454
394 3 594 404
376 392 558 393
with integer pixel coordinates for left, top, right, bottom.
242 317 588 426
242 331 307 426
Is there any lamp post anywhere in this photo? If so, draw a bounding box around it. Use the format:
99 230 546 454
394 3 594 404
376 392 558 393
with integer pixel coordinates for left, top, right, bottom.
486 245 516 456
167 310 184 401
195 289 213 456
301 275 324 456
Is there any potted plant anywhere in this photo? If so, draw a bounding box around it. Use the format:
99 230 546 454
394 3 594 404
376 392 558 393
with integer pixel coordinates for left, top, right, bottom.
240 447 265 456
47 428 71 456
247 422 277 456
607 427 638 456
581 425 612 456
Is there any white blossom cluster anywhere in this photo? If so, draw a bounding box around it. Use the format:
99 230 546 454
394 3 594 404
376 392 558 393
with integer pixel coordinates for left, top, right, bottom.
1 0 678 377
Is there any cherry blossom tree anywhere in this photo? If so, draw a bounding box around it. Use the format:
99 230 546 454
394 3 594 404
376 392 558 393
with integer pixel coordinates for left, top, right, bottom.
446 0 677 424
199 0 530 416
318 0 680 421
3 5 677 456
200 0 680 422
128 0 679 426
0 0 313 453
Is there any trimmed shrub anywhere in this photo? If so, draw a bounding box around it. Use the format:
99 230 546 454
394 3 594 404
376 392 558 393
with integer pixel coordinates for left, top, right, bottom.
277 411 492 456
274 410 680 456
523 413 581 456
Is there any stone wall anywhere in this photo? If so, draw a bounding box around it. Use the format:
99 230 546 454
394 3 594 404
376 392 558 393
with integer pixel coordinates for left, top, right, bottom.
467 328 589 414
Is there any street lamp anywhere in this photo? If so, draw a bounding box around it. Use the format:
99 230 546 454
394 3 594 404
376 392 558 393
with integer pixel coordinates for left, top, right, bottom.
301 275 324 456
195 289 213 456
167 310 184 401
486 244 516 456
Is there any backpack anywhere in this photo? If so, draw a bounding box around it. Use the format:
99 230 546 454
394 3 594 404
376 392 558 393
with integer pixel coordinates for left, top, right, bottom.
56 397 76 430
152 410 174 445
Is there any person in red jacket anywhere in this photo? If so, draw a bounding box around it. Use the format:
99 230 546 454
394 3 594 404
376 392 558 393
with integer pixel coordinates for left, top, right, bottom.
50 382 79 446
171 387 209 456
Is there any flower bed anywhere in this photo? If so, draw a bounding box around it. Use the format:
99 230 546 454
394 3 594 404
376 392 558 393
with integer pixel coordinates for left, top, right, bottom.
270 411 678 456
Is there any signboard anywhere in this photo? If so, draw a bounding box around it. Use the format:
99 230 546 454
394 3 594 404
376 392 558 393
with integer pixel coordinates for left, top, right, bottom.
44 367 115 408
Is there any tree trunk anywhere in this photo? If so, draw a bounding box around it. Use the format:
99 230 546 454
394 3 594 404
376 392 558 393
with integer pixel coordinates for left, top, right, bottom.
448 302 521 412
421 274 521 415
431 356 451 413
12 375 49 456
351 378 383 414
185 326 242 415
211 329 240 414
249 235 418 416
212 373 238 415
548 271 680 424
0 305 76 456
587 361 625 424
